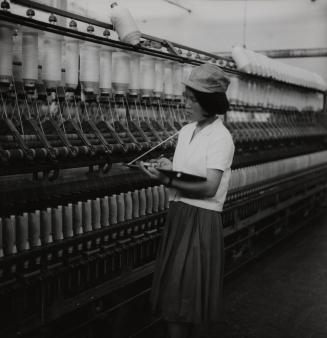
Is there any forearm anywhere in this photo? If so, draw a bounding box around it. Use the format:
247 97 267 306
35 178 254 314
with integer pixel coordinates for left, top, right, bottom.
141 163 222 198
169 179 217 199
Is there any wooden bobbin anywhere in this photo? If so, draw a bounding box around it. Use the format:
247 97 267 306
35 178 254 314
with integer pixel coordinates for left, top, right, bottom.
63 203 73 238
41 208 53 244
52 206 63 241
82 200 92 233
132 190 140 219
139 188 146 216
158 185 165 211
117 193 125 223
0 218 3 257
100 196 110 227
73 201 83 235
92 198 101 230
3 215 17 255
152 186 159 213
28 210 41 247
164 187 170 209
146 187 153 214
16 213 29 251
109 195 118 224
124 191 133 221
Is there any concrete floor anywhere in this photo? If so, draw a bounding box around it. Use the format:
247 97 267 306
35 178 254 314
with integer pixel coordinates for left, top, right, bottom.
142 210 327 338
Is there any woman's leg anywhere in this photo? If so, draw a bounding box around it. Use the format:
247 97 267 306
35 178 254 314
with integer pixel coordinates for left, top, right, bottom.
166 321 191 338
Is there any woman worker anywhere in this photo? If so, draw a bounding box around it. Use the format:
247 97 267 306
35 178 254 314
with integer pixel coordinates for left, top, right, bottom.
140 63 235 338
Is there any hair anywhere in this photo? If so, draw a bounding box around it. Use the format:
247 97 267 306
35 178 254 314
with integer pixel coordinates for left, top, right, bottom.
186 86 230 117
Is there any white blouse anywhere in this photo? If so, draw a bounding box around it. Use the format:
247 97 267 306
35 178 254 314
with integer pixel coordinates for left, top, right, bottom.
170 118 235 212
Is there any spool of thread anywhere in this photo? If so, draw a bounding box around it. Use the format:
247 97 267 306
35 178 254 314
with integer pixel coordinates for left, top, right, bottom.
0 218 3 257
61 56 65 87
110 2 141 46
173 63 183 98
22 30 38 89
13 30 23 82
109 195 118 224
28 210 41 248
124 191 133 220
132 190 140 218
117 193 125 223
38 33 44 82
100 196 110 227
112 51 130 94
80 42 100 94
0 21 13 86
158 185 165 211
164 61 174 99
154 59 164 97
52 206 64 241
129 53 140 95
64 38 79 90
182 64 193 85
152 186 159 213
3 215 17 255
42 33 62 88
100 47 114 94
139 188 146 216
40 208 53 244
92 198 101 230
232 45 251 73
164 187 170 209
82 200 92 232
146 187 153 214
73 202 83 235
63 203 73 238
140 56 155 97
226 76 239 106
16 213 29 251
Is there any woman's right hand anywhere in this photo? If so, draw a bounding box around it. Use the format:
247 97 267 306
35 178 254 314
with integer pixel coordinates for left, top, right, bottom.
155 157 172 170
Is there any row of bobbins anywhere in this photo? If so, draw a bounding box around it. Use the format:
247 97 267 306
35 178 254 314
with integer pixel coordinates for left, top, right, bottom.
0 185 170 257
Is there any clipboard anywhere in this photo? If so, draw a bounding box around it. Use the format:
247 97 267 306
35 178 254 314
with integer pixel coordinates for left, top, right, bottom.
157 169 206 182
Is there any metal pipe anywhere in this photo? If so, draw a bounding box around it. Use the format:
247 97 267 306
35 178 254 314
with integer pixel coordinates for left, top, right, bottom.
217 48 327 59
258 48 327 58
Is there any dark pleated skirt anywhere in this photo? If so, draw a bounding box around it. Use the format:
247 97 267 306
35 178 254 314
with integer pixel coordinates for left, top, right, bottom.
150 201 224 324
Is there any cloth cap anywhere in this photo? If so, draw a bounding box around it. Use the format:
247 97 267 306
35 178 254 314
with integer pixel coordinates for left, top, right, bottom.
183 63 230 93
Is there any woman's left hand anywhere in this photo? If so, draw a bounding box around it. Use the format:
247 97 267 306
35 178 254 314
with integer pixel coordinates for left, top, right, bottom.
139 161 169 185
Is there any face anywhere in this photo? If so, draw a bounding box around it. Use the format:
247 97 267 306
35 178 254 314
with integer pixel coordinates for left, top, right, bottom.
184 87 207 122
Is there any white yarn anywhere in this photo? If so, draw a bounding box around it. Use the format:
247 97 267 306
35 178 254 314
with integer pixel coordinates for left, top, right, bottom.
181 64 193 94
173 63 183 96
100 47 113 92
42 33 62 87
140 56 155 94
154 59 164 94
80 42 100 92
231 45 251 73
13 30 23 81
0 22 13 82
22 30 38 84
129 53 140 92
110 3 141 45
226 76 239 105
64 38 79 89
163 61 174 97
112 51 130 93
232 45 327 91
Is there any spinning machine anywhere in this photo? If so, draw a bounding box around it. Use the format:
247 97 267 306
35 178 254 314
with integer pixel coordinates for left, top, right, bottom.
0 1 326 337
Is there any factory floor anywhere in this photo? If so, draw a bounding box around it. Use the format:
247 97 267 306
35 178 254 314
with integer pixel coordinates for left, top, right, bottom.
141 210 327 338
